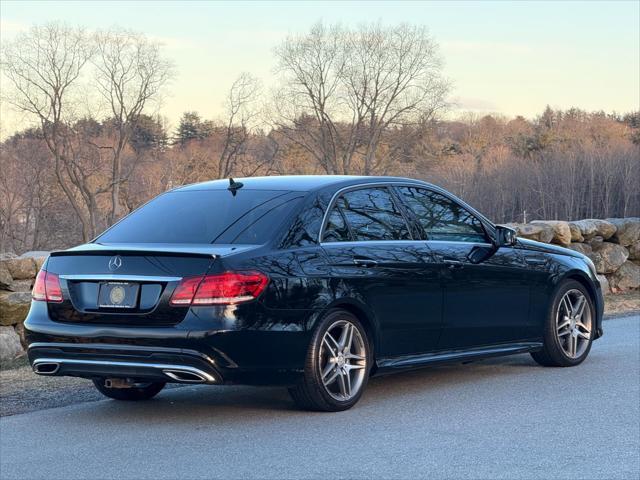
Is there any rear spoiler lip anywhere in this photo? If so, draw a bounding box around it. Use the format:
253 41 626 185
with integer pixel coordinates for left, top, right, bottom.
49 250 216 259
50 243 260 259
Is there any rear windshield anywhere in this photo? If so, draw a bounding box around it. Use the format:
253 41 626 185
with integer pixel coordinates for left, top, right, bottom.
96 189 302 244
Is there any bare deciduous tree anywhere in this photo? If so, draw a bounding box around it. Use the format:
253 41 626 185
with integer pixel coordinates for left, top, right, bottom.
217 72 261 178
1 23 172 240
1 23 96 240
343 23 450 174
273 22 345 174
273 21 450 174
93 28 172 223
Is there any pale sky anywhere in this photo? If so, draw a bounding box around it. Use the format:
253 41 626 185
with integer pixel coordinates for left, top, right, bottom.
1 0 638 136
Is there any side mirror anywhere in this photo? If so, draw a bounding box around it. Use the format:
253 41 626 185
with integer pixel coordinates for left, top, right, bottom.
495 226 517 247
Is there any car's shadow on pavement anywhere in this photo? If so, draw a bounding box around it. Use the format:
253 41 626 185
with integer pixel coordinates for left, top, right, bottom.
65 353 546 424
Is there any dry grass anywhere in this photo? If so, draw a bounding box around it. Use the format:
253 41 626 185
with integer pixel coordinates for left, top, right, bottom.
604 291 640 316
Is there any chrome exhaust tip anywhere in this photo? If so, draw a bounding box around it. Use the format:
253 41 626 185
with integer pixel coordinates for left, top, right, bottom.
163 369 208 383
33 362 60 375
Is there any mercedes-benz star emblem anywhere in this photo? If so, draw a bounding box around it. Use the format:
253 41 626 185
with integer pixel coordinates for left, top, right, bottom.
108 255 123 271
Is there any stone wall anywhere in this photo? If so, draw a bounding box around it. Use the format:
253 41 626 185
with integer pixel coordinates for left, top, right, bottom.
0 219 638 361
0 252 48 362
504 218 640 293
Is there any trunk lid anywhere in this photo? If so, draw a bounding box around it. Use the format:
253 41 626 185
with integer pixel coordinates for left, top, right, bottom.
44 243 257 325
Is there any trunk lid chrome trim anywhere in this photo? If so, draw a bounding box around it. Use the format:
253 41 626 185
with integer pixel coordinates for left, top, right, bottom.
59 274 182 282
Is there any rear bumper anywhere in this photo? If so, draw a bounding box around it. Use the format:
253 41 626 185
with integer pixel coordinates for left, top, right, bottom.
24 301 312 386
29 343 220 384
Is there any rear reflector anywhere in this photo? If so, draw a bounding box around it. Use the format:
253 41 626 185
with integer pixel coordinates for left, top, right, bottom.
32 269 63 303
170 271 268 306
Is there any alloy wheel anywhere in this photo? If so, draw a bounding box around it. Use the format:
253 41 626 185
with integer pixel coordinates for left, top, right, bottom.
318 319 367 401
556 289 592 359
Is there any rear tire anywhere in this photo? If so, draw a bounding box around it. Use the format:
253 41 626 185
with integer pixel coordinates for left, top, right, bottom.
92 379 165 401
531 280 595 367
289 309 371 412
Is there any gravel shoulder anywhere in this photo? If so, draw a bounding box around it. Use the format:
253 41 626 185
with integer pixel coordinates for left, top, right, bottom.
0 358 185 417
603 291 640 316
0 358 102 417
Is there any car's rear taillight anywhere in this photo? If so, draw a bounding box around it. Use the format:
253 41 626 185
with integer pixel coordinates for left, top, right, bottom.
32 269 63 303
169 276 203 305
170 271 269 306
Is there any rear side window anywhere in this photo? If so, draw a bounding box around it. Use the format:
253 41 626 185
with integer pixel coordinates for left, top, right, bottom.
97 190 300 244
324 187 411 242
397 186 487 242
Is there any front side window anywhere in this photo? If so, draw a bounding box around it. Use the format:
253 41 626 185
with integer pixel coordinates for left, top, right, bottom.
324 187 411 242
397 186 487 242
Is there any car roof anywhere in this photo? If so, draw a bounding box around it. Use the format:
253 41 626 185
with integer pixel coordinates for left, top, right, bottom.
173 175 430 193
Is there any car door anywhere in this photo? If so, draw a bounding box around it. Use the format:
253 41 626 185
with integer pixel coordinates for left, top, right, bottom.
394 185 534 350
320 186 443 357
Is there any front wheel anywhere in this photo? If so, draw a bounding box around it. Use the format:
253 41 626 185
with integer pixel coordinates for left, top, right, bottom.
531 280 595 367
289 309 371 411
93 378 165 401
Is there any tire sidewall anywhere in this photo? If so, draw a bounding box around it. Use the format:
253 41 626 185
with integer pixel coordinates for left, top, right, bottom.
308 309 371 410
546 280 595 366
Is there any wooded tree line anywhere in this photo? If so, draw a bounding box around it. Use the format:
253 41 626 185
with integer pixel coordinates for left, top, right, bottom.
1 22 639 253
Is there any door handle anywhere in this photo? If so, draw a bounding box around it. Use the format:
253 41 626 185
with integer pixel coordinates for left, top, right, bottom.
352 256 378 268
443 258 464 269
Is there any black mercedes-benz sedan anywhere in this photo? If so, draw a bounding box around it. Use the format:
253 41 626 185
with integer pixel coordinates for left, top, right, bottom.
25 175 604 411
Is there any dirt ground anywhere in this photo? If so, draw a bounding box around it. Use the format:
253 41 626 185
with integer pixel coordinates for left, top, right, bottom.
604 291 640 316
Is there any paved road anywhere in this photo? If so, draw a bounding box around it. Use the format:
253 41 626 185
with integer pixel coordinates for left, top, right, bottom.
1 315 638 480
